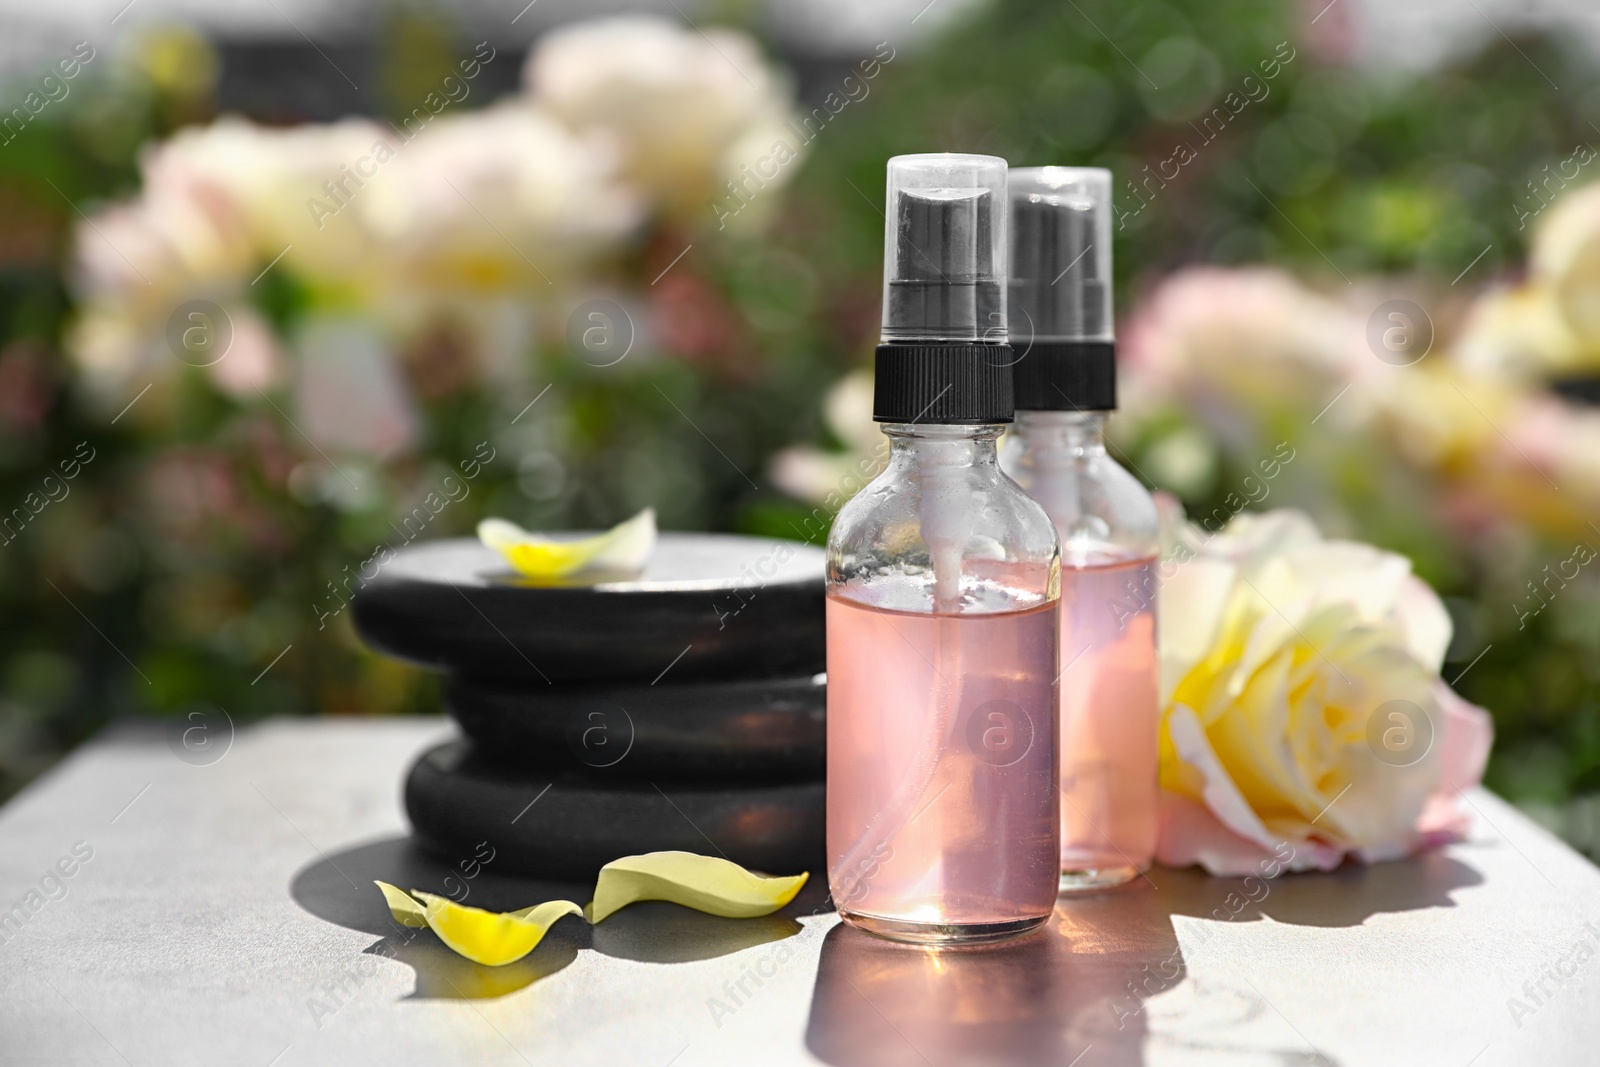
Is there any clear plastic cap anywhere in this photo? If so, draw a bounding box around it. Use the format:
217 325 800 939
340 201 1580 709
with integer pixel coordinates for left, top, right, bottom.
1009 167 1113 343
881 154 1007 344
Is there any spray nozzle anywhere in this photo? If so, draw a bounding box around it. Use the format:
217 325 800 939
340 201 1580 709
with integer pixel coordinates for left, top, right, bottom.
881 154 1007 344
1009 167 1113 344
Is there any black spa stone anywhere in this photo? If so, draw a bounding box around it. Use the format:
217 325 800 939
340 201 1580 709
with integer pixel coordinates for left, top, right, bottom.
351 532 825 684
404 740 824 880
446 673 825 780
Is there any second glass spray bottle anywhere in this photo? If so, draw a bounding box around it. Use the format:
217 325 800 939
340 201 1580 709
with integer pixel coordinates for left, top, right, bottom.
1001 167 1162 891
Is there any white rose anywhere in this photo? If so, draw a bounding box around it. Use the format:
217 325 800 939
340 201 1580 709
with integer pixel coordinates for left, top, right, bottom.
1156 503 1492 875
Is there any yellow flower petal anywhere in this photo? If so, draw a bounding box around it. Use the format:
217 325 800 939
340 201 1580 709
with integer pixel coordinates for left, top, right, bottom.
587 851 808 924
412 891 582 967
374 880 428 928
478 508 656 579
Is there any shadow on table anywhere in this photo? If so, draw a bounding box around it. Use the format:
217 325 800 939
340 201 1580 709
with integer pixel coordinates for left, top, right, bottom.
804 851 1483 1067
290 833 806 1000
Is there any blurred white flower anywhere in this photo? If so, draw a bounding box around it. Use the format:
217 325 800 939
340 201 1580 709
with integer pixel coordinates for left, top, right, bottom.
66 15 814 415
68 116 393 389
1531 180 1600 350
361 104 641 293
147 117 394 286
1361 362 1510 473
68 106 637 398
73 186 251 303
65 301 159 403
1156 505 1492 876
526 15 801 220
1411 181 1600 522
1453 283 1584 384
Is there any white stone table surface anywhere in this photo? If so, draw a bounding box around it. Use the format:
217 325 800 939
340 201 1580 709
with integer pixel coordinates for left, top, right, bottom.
1 717 1597 1066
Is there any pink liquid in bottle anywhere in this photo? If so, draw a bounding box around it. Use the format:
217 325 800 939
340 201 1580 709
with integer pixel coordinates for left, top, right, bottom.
826 589 1060 943
1057 554 1160 888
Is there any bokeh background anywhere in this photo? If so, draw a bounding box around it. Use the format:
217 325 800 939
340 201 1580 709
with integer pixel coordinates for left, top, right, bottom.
3 0 1600 858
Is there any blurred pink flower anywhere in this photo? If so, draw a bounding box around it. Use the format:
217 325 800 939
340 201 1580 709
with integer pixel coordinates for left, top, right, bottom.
205 307 282 399
1121 266 1360 422
648 265 750 374
292 316 417 460
74 149 253 301
1501 392 1600 512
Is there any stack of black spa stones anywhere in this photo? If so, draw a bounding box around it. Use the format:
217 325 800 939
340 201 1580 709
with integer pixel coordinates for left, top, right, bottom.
352 532 827 880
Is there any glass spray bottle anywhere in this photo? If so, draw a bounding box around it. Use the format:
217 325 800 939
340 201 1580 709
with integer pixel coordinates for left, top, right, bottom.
1000 167 1161 891
826 154 1062 944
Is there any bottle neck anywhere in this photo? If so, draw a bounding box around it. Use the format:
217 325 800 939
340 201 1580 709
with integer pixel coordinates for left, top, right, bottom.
880 423 1007 610
1012 410 1106 457
881 422 1005 468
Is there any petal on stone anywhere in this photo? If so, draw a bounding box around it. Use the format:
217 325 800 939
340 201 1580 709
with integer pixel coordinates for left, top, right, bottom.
479 507 656 579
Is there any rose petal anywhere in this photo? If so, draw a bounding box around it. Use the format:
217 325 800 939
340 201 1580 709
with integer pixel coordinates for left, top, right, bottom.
1207 508 1321 571
1415 681 1495 840
1433 680 1495 794
586 850 808 923
1278 541 1412 622
412 891 582 967
478 507 656 579
374 880 428 928
1164 703 1281 854
1394 575 1454 674
1156 790 1345 876
1157 790 1277 876
1157 557 1238 703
